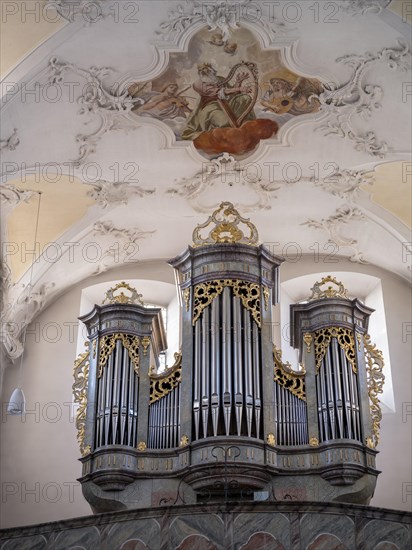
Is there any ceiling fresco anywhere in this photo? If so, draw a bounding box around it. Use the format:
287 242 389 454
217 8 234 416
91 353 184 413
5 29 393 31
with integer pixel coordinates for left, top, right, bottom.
0 0 411 372
126 27 323 158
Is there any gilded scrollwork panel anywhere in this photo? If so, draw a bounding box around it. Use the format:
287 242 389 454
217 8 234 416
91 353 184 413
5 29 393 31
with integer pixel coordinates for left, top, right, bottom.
364 334 385 447
98 333 140 377
314 327 356 374
273 345 306 401
73 343 90 457
193 279 261 326
150 351 182 404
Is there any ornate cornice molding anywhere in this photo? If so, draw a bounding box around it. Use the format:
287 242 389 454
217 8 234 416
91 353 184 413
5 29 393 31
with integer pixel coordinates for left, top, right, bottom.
318 40 411 157
302 206 367 264
337 0 392 15
155 0 295 45
87 180 155 208
0 129 19 152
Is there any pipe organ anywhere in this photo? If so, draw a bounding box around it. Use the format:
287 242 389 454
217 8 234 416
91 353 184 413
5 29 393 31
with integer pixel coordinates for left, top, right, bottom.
74 203 385 512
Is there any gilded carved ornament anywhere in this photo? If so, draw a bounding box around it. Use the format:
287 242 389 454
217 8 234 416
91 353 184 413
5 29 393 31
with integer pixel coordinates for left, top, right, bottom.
303 332 312 353
141 336 151 356
102 281 144 305
72 343 90 457
180 435 190 447
182 288 190 312
192 202 259 247
193 279 261 326
364 334 385 448
308 276 349 301
314 327 357 374
273 345 306 401
263 286 270 311
98 333 140 377
150 351 182 404
266 433 276 447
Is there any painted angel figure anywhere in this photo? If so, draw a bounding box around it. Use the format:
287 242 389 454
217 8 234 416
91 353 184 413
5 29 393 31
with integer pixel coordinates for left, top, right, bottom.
129 82 191 120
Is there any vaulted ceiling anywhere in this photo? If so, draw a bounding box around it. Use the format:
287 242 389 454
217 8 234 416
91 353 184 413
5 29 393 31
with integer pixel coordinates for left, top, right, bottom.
1 0 411 366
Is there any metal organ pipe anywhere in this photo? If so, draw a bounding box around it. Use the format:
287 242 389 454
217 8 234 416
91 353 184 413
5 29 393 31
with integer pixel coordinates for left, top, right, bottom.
148 383 181 449
93 341 141 449
325 346 336 440
244 308 254 438
211 297 220 437
222 287 232 436
332 339 344 438
233 296 243 436
120 346 128 445
252 322 261 439
341 345 353 440
193 321 201 441
201 307 210 438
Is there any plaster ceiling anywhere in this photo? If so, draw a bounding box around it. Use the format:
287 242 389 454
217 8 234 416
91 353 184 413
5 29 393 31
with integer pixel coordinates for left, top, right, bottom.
0 0 411 365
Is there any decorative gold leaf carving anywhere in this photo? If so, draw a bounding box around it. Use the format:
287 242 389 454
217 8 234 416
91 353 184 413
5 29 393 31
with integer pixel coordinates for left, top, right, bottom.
308 275 349 301
98 333 140 377
192 201 259 247
183 288 190 312
102 281 144 305
273 345 306 401
180 435 189 447
263 286 270 311
364 333 385 448
141 336 150 356
266 433 276 447
73 343 90 457
193 279 261 326
150 351 182 404
314 327 356 373
303 332 312 353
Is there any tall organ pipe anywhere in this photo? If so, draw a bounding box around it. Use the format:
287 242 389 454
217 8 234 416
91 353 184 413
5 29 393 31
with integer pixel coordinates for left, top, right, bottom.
233 297 243 436
193 321 201 441
222 287 232 435
211 298 220 437
244 308 253 438
252 322 261 438
201 308 210 438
